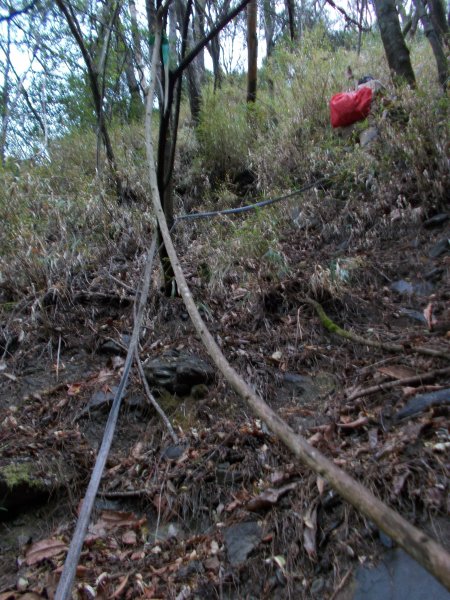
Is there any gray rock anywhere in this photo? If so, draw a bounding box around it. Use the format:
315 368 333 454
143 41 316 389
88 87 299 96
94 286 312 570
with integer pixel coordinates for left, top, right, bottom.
352 548 450 600
161 444 188 461
429 238 449 258
359 126 378 147
143 351 215 395
423 213 448 228
223 521 262 565
390 280 433 297
398 308 427 325
424 267 444 282
394 388 450 421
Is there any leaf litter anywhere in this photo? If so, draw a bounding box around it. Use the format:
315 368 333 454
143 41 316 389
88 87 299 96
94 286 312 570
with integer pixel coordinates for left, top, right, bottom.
0 184 449 599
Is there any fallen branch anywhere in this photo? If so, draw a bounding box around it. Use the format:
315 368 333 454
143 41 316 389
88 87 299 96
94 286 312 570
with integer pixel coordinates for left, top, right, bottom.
135 350 179 444
144 22 450 593
346 366 450 401
54 235 157 600
301 296 450 361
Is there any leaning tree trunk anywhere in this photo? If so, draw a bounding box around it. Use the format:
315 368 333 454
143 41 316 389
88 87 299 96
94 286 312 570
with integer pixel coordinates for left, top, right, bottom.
412 0 448 89
247 0 258 103
373 0 416 87
427 0 449 47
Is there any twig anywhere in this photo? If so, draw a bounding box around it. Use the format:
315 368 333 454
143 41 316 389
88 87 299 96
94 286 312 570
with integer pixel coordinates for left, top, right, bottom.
144 23 450 593
301 296 450 362
329 568 353 600
98 488 154 498
135 350 179 444
54 235 157 600
55 334 62 381
346 366 450 401
104 270 136 295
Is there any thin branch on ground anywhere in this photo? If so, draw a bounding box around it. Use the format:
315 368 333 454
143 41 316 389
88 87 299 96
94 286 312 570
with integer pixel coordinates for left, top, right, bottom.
301 296 450 361
54 234 157 600
144 18 450 593
346 366 450 401
135 350 179 444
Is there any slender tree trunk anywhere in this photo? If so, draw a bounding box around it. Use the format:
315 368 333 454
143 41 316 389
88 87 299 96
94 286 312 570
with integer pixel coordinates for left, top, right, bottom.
285 0 297 42
176 0 202 124
247 0 257 103
0 20 11 165
263 0 276 57
373 0 416 87
413 0 448 88
427 0 449 47
55 0 132 202
129 0 149 90
357 0 366 55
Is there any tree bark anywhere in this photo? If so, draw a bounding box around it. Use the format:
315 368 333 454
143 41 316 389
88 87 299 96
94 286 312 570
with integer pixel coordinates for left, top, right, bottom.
285 0 297 42
373 0 416 87
413 0 448 88
54 0 129 200
263 0 276 57
427 0 449 47
247 0 257 103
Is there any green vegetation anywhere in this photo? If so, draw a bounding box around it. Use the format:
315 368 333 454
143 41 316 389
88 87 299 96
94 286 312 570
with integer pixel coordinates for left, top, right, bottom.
0 30 448 304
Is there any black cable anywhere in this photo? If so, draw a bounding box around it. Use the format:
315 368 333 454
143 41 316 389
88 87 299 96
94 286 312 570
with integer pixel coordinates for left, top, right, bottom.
174 176 330 224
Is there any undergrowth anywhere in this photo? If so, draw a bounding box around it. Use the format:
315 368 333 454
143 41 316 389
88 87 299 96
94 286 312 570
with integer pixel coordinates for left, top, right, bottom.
0 30 448 305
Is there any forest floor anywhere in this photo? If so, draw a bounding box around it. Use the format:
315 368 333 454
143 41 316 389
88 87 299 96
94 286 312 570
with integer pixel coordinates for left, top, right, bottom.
0 178 449 599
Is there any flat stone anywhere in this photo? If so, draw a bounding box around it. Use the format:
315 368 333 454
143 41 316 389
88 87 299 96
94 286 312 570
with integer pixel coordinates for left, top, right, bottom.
390 280 433 297
424 267 444 282
429 238 449 258
351 548 450 600
223 521 262 566
423 213 448 228
143 351 215 395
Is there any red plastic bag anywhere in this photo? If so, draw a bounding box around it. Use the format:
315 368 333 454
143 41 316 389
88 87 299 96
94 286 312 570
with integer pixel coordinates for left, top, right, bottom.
330 87 373 128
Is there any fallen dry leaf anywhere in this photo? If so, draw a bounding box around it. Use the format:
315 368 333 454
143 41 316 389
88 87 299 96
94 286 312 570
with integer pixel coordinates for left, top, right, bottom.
67 383 82 396
423 302 437 330
316 476 326 496
111 574 130 599
378 365 417 380
303 505 318 558
122 530 137 546
246 482 298 511
25 538 67 566
337 416 368 429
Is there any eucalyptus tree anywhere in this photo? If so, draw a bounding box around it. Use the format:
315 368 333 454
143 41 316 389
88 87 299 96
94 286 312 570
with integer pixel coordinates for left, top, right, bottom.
372 0 416 86
412 0 447 88
247 0 257 102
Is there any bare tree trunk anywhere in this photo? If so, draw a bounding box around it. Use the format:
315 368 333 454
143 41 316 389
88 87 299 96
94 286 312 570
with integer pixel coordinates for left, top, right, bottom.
0 19 11 165
412 0 448 88
117 14 144 122
176 0 203 124
55 0 135 202
427 0 449 47
247 0 257 103
357 0 367 55
373 0 416 87
263 0 275 57
285 0 297 42
129 0 149 91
